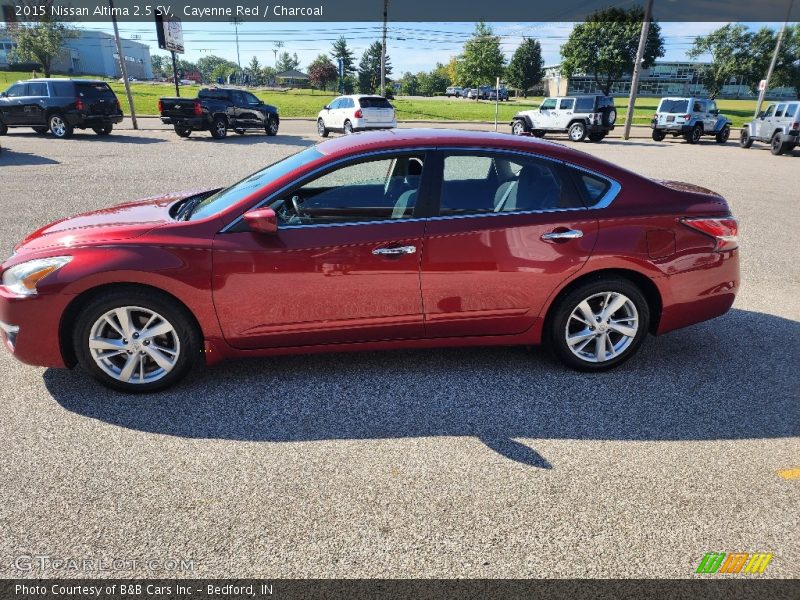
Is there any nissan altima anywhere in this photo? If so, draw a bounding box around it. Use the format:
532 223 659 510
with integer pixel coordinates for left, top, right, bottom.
0 129 739 392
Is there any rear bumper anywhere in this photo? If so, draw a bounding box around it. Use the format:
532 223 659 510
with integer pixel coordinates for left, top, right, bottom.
67 113 124 127
161 116 208 129
0 286 69 368
352 118 396 131
651 120 692 134
588 124 613 133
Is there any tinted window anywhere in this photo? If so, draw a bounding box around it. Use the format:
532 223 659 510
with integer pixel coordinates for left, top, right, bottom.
5 84 25 97
27 82 48 96
575 97 594 111
359 96 392 109
785 104 798 118
189 147 324 221
273 154 424 225
692 100 703 112
244 92 260 104
75 82 116 100
764 105 776 117
328 98 342 109
775 104 786 117
659 99 689 113
577 172 611 204
229 91 245 104
199 89 227 100
540 98 557 110
440 152 584 215
596 96 614 108
559 98 575 110
51 81 74 96
343 98 355 109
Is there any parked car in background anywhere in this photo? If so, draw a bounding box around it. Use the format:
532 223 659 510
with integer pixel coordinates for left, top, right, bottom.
740 101 799 155
651 97 731 144
511 95 616 142
0 129 739 392
468 86 492 100
488 87 509 101
445 86 465 98
159 87 280 139
317 95 396 136
0 79 123 139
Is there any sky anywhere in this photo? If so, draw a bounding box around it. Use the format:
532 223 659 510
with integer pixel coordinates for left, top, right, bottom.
78 21 785 73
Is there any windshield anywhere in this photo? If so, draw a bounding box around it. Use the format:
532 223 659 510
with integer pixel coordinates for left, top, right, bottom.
188 146 324 221
659 99 689 114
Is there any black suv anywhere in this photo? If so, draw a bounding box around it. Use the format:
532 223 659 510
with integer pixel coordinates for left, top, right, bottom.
0 79 124 139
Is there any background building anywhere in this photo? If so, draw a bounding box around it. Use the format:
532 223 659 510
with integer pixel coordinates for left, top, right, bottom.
544 61 796 100
0 29 153 79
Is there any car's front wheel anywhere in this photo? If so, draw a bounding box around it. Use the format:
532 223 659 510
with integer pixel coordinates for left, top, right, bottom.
511 120 527 136
265 116 279 136
49 113 73 139
739 129 753 148
73 289 201 393
547 278 650 371
715 125 730 144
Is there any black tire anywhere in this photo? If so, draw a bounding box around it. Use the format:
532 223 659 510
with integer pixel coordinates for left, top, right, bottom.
33 126 49 135
685 124 702 144
588 132 606 142
532 130 546 138
715 125 730 144
317 118 329 138
511 120 527 136
771 132 789 155
234 128 246 135
92 124 113 136
265 116 279 136
651 129 666 142
48 113 73 139
739 129 753 148
72 288 202 393
174 125 191 138
568 121 587 142
210 116 228 139
547 277 650 372
0 120 7 136
343 120 354 135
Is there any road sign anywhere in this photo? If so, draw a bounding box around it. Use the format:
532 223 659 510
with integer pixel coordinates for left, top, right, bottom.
759 79 767 91
155 14 184 54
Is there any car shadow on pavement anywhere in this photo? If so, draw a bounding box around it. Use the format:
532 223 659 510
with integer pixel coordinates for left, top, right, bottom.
179 134 314 147
0 147 59 166
44 308 799 469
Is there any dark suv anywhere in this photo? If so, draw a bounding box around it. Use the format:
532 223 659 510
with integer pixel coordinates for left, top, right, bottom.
0 79 124 139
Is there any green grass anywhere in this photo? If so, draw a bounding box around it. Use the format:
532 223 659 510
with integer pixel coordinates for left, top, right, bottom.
0 70 758 127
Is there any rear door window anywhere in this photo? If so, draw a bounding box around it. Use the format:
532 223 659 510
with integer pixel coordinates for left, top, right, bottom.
559 98 575 110
50 81 74 96
27 82 48 96
785 104 798 118
775 104 786 118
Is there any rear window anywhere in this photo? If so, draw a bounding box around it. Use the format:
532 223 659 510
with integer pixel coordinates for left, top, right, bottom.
785 104 798 118
359 96 392 109
659 99 689 114
198 89 229 100
75 82 116 100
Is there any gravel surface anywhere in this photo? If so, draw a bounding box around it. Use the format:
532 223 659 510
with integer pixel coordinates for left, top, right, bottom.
0 121 797 579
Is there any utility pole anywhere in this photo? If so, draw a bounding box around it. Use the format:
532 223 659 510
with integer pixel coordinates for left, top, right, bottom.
380 0 388 97
755 0 795 117
230 17 242 82
109 0 137 129
622 0 653 140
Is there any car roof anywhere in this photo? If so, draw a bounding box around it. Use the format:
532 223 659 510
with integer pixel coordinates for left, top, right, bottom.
13 78 108 83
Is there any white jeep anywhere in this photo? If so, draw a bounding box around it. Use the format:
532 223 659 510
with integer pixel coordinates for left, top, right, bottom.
510 95 617 142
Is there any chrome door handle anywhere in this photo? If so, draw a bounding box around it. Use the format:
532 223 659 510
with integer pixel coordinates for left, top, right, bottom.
372 245 417 256
541 229 583 241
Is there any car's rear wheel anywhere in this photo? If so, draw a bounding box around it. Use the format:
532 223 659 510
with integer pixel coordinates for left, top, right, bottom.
343 120 354 135
739 129 753 148
588 132 606 142
568 121 587 142
317 118 329 137
0 120 7 136
49 113 73 139
33 126 49 135
511 120 527 136
73 289 201 393
174 125 191 138
651 129 666 142
265 116 279 136
547 278 650 372
715 125 730 144
92 124 113 136
685 124 702 144
210 116 228 139
771 132 790 155
532 130 546 138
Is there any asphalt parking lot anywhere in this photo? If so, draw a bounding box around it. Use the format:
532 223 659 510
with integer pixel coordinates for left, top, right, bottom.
0 121 797 579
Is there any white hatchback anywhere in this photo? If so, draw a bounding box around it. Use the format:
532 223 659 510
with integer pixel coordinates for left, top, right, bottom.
317 95 396 137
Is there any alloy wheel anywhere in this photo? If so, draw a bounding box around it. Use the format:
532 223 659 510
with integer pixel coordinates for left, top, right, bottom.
50 116 66 137
512 121 526 136
565 292 639 363
88 306 181 384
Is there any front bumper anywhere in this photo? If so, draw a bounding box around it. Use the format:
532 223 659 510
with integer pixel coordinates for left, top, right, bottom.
0 286 70 368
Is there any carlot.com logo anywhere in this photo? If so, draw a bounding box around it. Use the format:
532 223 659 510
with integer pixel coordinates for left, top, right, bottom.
696 552 773 574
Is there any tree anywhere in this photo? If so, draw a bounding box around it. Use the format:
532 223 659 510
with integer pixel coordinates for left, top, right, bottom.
774 25 800 98
687 24 752 99
150 54 171 78
247 56 262 84
560 7 664 96
197 55 237 83
445 57 460 85
276 51 300 72
307 54 338 91
8 0 77 77
399 72 420 96
358 41 391 94
457 22 506 87
330 36 356 77
417 63 450 96
506 38 543 97
261 66 278 86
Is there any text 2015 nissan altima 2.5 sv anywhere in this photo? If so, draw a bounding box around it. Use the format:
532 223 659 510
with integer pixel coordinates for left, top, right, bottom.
0 129 739 392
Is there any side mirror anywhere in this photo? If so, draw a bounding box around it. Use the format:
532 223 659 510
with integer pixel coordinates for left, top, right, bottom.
243 207 278 235
0 92 6 98
323 105 330 110
710 109 719 116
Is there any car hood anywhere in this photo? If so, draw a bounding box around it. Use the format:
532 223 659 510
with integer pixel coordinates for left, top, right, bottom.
13 189 208 254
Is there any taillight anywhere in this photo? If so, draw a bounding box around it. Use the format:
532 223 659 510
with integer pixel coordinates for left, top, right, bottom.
682 217 738 252
681 114 691 120
193 101 202 116
116 98 121 112
75 98 85 111
792 122 799 130
354 109 363 119
157 99 163 113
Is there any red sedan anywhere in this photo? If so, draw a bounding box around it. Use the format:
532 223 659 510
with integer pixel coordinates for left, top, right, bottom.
0 129 739 392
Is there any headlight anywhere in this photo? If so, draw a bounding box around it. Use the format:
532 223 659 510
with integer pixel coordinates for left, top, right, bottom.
1 256 72 296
